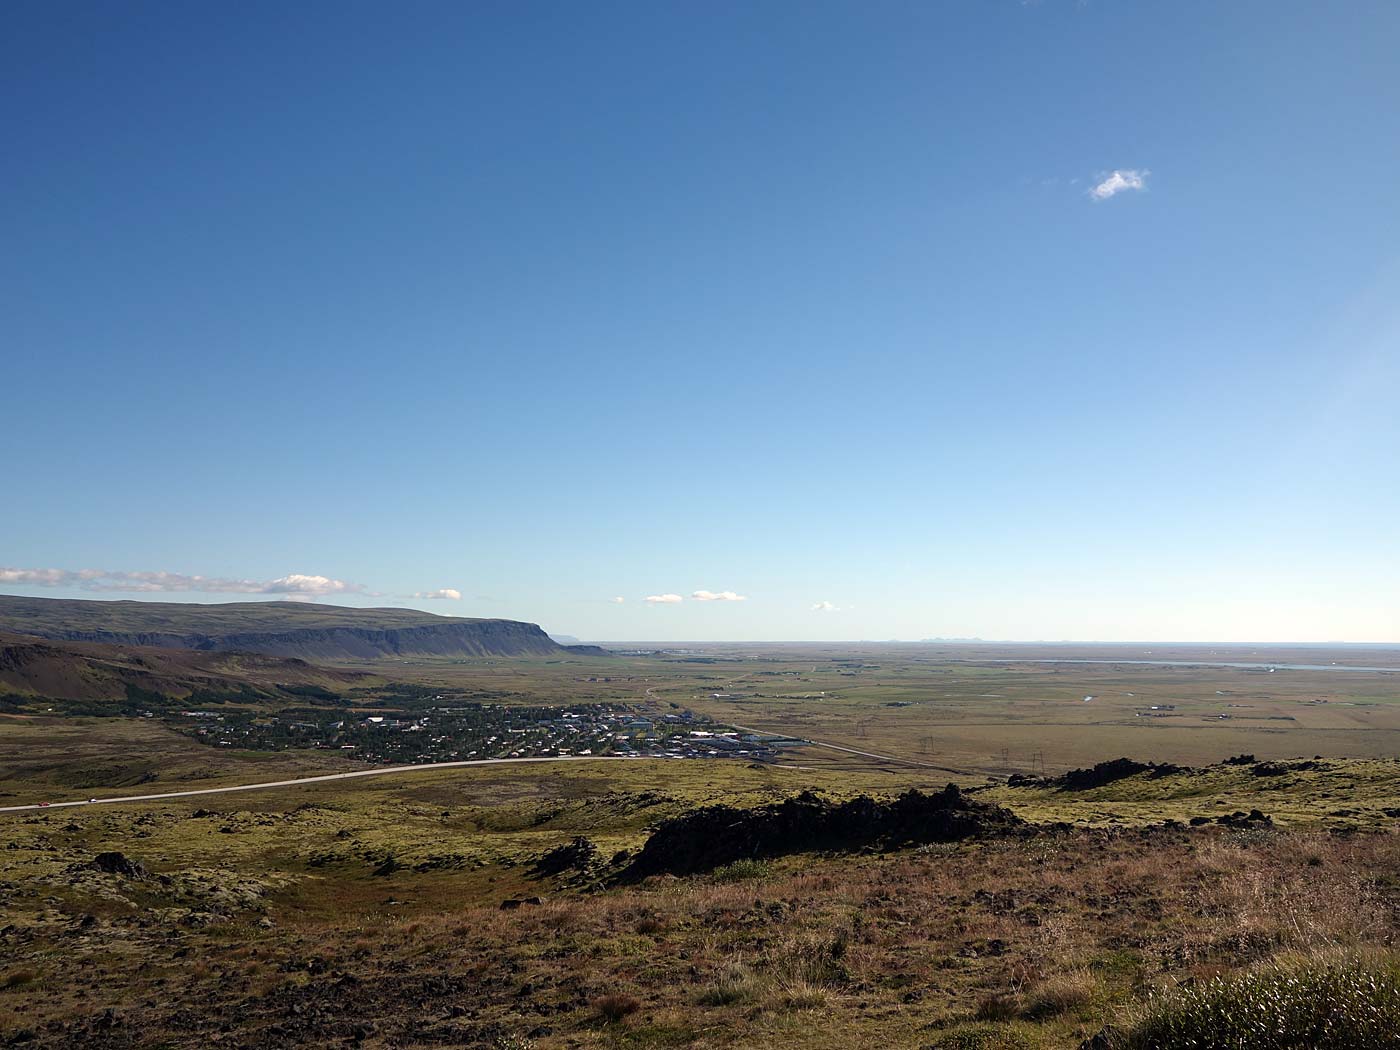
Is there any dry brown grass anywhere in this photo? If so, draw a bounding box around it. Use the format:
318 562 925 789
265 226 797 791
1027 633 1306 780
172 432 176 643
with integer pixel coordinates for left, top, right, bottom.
4 826 1400 1048
591 991 641 1022
1021 969 1100 1020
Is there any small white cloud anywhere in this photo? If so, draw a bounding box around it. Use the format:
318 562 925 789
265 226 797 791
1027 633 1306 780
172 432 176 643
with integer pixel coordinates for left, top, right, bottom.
692 589 747 602
610 596 626 604
811 601 840 612
412 588 462 600
1089 169 1148 200
0 566 364 597
263 573 360 596
644 593 684 604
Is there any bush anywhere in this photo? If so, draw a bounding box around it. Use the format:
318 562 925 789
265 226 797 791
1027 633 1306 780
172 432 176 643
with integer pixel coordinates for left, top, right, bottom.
1125 958 1400 1049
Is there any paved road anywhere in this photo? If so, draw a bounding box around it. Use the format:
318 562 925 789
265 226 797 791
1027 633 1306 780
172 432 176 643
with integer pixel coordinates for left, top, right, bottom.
722 722 972 776
0 730 966 815
0 754 645 814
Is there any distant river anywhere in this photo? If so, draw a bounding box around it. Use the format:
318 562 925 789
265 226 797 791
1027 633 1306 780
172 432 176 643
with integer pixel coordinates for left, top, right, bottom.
966 659 1398 674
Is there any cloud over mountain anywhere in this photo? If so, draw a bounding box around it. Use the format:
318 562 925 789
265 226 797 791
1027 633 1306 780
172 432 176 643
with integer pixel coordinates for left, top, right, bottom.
0 567 364 598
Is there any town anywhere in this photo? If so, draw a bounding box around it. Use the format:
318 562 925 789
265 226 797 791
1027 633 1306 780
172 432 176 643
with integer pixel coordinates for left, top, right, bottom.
173 701 801 764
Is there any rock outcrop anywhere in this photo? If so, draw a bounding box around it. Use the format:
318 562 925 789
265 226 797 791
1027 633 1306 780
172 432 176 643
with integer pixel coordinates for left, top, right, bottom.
619 785 1023 880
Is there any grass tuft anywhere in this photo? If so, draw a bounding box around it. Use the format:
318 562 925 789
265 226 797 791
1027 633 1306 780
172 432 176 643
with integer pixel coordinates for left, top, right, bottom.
709 858 773 883
1126 956 1400 1049
697 962 762 1006
1021 969 1100 1020
593 991 642 1023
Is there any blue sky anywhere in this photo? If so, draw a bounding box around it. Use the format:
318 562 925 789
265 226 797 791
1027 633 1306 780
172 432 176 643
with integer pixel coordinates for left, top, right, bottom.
3 1 1398 642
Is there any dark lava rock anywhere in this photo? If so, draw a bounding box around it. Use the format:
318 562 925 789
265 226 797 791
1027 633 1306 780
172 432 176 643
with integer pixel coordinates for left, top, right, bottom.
618 785 1022 880
1057 758 1184 791
1006 773 1047 788
1216 809 1273 829
499 896 545 911
90 852 147 878
1254 759 1325 777
531 836 598 877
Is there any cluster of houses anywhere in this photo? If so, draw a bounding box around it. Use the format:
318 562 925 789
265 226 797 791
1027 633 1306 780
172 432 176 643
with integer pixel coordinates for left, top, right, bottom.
177 703 800 764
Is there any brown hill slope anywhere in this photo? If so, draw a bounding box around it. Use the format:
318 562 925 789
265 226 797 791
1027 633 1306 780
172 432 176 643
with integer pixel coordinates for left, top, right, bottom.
0 631 371 704
0 595 568 660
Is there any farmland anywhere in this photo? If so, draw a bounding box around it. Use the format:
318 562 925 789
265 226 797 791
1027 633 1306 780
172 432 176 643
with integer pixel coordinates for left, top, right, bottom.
328 642 1400 775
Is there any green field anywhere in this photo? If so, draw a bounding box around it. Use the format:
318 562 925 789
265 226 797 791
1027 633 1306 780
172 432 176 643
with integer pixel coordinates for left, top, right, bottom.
326 643 1400 775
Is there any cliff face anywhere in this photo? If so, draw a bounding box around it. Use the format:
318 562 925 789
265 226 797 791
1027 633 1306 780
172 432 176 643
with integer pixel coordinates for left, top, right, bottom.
49 620 563 660
0 596 570 661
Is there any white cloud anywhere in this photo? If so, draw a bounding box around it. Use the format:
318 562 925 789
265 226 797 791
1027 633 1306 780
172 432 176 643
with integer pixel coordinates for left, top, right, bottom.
1089 169 1148 200
610 596 626 604
811 601 840 612
263 574 361 596
411 588 462 600
692 589 747 602
0 566 365 598
643 593 684 604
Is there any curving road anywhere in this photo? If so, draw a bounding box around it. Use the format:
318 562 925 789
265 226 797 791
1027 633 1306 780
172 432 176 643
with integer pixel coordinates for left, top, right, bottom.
0 730 965 815
0 754 645 814
722 721 972 776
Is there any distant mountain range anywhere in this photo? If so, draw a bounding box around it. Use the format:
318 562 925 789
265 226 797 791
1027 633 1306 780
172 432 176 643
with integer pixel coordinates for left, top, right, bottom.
0 595 573 661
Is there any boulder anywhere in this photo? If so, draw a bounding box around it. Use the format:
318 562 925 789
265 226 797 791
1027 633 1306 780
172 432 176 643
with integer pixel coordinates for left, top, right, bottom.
90 852 147 878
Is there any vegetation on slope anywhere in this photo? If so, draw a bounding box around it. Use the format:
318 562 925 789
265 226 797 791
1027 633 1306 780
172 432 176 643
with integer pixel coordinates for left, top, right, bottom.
0 631 372 708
